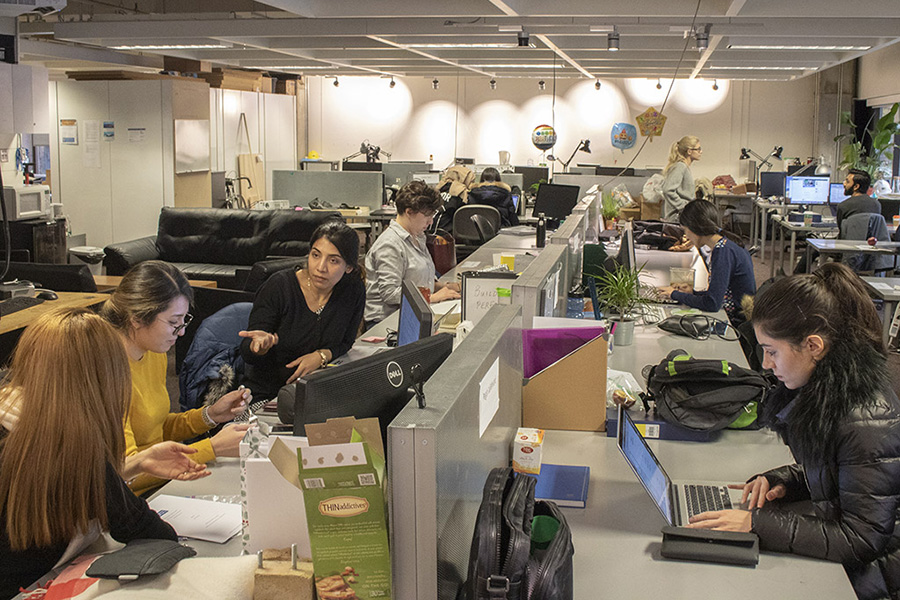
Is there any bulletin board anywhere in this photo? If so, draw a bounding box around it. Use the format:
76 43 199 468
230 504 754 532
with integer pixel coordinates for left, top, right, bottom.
461 271 519 326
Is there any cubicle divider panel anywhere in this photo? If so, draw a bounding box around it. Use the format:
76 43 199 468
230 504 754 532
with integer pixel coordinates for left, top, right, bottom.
382 162 433 186
553 173 649 203
550 211 586 294
511 243 569 329
272 170 383 209
388 304 524 600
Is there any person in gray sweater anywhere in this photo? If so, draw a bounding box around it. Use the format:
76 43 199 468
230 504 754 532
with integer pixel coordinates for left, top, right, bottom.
661 135 702 222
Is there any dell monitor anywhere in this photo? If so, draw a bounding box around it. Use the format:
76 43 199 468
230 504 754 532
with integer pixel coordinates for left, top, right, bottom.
398 279 432 347
280 333 454 437
533 183 580 223
759 171 786 198
786 176 830 207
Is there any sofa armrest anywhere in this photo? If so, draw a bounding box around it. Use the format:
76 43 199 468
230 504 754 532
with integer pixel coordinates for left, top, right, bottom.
243 257 307 293
103 236 159 275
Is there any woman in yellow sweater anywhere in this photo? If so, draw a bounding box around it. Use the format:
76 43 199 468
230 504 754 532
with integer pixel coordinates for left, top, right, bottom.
102 261 250 495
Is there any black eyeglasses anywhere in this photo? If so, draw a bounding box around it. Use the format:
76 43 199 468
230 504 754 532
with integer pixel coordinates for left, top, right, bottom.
162 313 193 335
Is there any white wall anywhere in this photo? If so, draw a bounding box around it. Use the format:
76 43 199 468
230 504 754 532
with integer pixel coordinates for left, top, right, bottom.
859 42 900 106
307 75 817 185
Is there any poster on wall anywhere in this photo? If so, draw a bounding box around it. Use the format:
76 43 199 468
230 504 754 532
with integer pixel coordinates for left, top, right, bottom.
128 128 146 143
60 119 78 145
83 120 101 169
103 121 115 140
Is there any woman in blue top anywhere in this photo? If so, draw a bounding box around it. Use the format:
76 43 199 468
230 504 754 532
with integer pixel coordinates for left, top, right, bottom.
657 199 756 326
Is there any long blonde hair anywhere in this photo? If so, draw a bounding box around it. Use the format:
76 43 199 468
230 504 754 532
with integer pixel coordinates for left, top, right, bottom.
0 308 131 550
665 135 700 174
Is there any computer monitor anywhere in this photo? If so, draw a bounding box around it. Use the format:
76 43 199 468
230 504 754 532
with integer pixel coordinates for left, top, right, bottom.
412 172 440 186
596 166 635 177
533 183 581 222
342 161 383 172
514 166 549 193
759 171 786 198
829 183 848 205
610 225 636 271
398 279 432 347
786 175 830 206
283 333 454 436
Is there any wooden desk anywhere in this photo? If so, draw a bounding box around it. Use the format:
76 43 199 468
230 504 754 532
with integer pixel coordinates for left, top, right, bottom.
93 275 218 292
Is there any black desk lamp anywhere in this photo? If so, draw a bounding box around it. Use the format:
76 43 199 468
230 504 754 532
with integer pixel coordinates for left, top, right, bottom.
342 140 392 163
550 139 591 173
739 146 783 193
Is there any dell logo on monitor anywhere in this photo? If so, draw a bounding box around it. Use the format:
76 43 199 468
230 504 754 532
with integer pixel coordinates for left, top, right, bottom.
386 361 404 388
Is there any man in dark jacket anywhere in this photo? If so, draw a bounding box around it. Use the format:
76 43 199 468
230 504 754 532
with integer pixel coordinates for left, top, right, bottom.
837 168 881 230
467 168 519 228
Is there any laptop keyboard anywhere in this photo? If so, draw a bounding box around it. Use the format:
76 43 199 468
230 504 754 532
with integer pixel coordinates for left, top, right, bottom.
684 484 732 518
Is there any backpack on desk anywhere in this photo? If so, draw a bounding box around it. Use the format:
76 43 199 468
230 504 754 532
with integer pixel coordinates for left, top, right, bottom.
644 349 771 431
465 467 574 600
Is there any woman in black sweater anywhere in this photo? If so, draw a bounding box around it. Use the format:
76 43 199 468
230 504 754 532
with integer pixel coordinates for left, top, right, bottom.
240 220 365 400
688 263 900 600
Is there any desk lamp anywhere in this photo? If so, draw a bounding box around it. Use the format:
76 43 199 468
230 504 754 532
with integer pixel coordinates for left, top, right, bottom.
342 140 392 164
550 139 591 173
739 145 783 194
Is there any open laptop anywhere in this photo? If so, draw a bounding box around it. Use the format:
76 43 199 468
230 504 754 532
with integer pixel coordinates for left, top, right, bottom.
616 405 744 526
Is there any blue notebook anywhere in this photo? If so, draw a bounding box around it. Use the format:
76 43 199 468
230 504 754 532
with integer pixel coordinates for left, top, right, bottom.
530 463 590 508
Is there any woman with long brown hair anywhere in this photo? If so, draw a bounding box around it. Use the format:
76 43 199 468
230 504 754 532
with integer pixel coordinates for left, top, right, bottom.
0 309 180 598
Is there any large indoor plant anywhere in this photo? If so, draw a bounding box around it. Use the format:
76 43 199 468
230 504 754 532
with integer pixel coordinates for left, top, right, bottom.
600 192 620 230
591 262 648 346
834 102 900 183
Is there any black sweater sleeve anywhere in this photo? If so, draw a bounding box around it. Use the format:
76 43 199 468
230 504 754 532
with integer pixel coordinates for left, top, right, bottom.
105 464 177 543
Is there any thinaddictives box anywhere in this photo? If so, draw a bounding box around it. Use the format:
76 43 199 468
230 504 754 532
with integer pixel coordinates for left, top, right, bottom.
298 442 391 600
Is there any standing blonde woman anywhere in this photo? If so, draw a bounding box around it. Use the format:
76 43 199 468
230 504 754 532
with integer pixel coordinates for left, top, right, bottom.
0 309 182 598
662 135 702 222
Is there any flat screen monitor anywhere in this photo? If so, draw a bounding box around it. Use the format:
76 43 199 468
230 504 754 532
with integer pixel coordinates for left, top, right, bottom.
412 172 440 186
533 183 580 221
786 176 830 206
284 333 454 436
617 226 636 271
759 171 786 198
342 161 382 172
514 166 549 192
398 279 432 347
829 183 848 205
596 166 635 177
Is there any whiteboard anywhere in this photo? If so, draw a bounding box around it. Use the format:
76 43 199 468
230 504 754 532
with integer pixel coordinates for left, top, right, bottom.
174 119 210 174
461 271 519 326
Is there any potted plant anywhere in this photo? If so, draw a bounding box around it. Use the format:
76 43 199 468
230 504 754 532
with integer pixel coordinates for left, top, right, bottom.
591 262 648 346
834 102 900 185
600 192 619 230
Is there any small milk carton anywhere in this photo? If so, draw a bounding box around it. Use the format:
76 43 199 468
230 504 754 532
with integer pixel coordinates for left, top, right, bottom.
512 427 545 475
298 442 391 600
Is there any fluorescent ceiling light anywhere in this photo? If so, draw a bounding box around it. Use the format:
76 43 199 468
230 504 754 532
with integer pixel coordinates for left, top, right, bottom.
708 65 816 71
469 64 570 68
407 43 521 48
498 25 523 33
727 44 871 51
589 25 614 33
111 43 231 50
246 65 331 70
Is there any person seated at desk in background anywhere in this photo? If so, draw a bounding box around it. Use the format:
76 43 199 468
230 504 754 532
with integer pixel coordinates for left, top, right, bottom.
467 167 519 228
364 180 461 329
661 135 702 222
688 263 900 600
0 309 192 599
239 220 365 401
837 168 880 230
435 165 475 234
657 200 756 326
102 261 251 497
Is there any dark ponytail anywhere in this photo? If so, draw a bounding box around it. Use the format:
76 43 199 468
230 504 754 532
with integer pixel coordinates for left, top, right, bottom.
678 199 743 246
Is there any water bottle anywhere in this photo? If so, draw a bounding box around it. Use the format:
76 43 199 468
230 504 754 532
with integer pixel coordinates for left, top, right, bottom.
536 212 546 248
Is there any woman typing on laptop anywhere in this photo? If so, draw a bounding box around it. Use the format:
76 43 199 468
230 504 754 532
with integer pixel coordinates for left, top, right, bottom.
688 263 900 600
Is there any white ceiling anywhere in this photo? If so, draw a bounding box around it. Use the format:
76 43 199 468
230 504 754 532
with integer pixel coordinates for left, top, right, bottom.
15 0 900 82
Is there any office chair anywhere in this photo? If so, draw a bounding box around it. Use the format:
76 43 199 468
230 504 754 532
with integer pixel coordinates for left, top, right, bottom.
453 205 501 260
841 213 894 275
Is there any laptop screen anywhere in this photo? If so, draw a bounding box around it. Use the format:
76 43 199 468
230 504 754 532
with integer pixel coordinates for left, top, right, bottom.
617 406 674 524
829 183 848 205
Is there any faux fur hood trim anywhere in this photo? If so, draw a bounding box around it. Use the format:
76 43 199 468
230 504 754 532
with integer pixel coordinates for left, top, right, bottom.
470 181 512 192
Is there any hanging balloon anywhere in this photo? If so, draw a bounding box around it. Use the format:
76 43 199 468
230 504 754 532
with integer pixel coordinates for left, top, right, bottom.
531 124 557 151
635 107 667 141
610 123 637 152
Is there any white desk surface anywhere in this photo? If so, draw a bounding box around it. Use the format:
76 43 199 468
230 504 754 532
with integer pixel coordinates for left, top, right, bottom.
807 238 900 253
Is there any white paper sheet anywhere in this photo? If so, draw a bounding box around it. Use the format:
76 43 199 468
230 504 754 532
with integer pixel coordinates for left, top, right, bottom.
479 358 500 437
149 495 242 544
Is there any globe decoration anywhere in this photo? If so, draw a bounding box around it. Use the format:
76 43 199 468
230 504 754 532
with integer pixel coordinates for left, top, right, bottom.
610 123 637 152
635 107 667 141
531 124 557 151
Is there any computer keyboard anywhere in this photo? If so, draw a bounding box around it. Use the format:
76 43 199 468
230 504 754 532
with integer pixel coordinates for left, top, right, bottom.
0 296 44 317
642 304 667 325
684 484 732 518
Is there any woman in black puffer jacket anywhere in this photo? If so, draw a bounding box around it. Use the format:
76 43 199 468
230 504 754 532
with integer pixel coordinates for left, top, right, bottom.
467 168 519 228
688 262 900 600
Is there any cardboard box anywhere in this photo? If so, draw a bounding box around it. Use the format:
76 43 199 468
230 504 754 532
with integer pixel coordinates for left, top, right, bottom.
640 195 661 221
618 206 641 221
512 427 544 474
522 334 608 431
731 182 757 195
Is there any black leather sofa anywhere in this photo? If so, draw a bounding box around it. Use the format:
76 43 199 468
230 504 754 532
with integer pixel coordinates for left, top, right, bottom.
103 207 342 289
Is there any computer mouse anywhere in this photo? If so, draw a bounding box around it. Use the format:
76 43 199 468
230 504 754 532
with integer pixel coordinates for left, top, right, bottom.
36 290 58 301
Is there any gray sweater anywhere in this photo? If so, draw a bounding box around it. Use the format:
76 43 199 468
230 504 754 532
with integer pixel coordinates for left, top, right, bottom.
661 161 694 222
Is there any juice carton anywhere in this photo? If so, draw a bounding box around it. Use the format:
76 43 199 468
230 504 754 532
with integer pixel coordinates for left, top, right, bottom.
512 427 545 475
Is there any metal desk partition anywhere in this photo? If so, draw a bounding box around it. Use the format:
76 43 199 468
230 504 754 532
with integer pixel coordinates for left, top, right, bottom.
550 210 586 293
511 243 569 328
388 304 524 600
271 170 384 209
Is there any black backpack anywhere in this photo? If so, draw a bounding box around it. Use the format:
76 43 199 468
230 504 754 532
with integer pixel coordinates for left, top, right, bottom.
644 349 771 431
465 467 574 600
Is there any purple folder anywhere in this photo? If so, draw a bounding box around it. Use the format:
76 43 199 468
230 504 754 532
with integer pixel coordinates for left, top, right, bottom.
522 327 607 379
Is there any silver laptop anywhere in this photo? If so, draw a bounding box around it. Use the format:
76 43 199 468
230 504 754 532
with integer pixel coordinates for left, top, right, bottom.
616 405 744 526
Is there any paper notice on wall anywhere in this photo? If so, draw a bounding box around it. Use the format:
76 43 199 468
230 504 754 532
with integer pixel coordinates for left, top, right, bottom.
102 121 115 140
479 358 500 437
128 128 146 143
83 120 101 168
60 119 78 145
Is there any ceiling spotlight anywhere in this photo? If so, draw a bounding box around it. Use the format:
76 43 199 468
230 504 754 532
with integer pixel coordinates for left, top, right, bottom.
695 26 709 51
517 31 530 47
594 80 602 90
489 78 497 90
607 30 620 52
333 77 339 87
432 78 439 90
389 77 396 88
538 80 546 90
656 79 662 90
712 79 719 91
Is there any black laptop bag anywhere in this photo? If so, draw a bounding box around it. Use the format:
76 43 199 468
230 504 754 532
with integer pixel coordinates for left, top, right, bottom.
465 467 574 600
